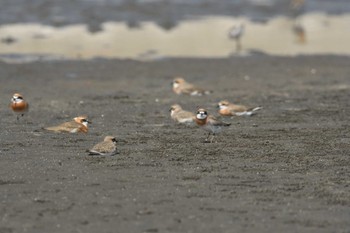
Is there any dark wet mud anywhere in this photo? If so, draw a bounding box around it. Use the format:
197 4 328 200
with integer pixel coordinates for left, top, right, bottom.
0 56 349 232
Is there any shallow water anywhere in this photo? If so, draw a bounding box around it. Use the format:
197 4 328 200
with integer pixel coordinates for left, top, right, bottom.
0 12 349 62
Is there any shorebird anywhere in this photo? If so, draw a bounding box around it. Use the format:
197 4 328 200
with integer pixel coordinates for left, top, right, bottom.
292 23 306 44
172 77 212 96
290 0 305 11
170 104 195 124
228 23 244 52
217 100 262 116
195 108 231 143
88 136 118 156
44 116 90 133
10 93 29 121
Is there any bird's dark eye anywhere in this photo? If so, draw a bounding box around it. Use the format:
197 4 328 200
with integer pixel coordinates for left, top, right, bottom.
204 111 207 115
16 96 23 100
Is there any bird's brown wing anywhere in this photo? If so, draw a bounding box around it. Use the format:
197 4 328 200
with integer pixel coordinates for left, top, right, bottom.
176 110 195 120
208 116 231 126
45 121 81 132
180 82 211 95
230 104 248 112
90 141 116 154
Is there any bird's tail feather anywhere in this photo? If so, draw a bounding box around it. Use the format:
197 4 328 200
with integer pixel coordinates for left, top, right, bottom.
235 107 262 116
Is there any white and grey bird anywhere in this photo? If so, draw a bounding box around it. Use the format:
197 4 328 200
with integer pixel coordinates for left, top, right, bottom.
228 23 244 40
88 136 118 156
228 23 245 52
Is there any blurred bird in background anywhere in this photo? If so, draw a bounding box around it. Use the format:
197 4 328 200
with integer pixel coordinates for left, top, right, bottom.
228 23 245 53
293 22 306 44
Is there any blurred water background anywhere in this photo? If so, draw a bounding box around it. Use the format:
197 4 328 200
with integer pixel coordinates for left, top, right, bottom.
0 0 349 61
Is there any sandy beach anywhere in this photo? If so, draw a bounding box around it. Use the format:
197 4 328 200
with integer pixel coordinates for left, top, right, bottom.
1 0 350 232
1 56 350 232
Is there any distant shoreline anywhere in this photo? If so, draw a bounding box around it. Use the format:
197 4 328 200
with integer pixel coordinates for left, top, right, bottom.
0 0 348 29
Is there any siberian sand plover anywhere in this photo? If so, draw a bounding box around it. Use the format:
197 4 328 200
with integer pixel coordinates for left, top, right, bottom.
44 116 90 133
195 108 231 143
170 104 195 124
88 136 118 156
217 100 262 116
172 77 212 96
10 93 29 121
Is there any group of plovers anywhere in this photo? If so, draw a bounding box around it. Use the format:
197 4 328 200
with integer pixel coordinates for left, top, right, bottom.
9 77 261 156
10 93 117 156
170 77 261 143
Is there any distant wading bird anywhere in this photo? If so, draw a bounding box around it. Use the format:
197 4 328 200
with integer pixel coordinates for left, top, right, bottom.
289 0 305 17
172 77 212 96
44 116 90 133
10 93 29 121
228 23 244 52
290 0 305 10
217 100 262 116
170 104 195 124
292 23 306 44
195 108 231 143
88 136 118 156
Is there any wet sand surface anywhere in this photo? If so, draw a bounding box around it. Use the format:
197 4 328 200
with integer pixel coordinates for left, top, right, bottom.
0 56 350 232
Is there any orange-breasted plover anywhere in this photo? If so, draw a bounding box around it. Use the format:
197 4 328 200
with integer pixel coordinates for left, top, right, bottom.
228 24 244 52
170 104 195 124
217 100 262 116
172 77 212 96
195 108 231 143
88 136 118 156
10 93 29 121
44 116 90 133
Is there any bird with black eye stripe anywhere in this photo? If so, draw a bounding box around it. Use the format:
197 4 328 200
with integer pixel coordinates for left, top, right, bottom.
10 93 29 121
44 116 91 133
88 136 118 156
195 108 231 143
